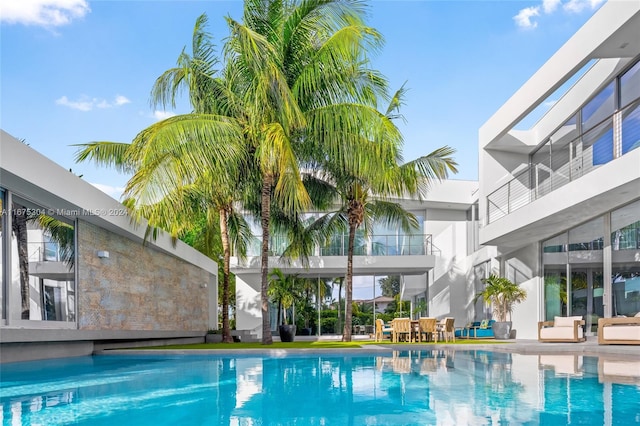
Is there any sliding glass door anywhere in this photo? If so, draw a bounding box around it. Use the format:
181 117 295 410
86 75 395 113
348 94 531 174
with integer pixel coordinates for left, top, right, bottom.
569 268 603 333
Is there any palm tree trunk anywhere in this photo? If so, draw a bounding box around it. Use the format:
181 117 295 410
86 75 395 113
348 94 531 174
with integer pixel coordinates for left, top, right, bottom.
12 209 30 319
219 208 233 343
337 279 343 333
261 176 273 344
342 223 357 342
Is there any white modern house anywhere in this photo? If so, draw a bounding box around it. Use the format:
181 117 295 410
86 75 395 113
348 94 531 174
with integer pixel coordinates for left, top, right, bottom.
478 0 639 339
232 0 640 340
0 131 219 362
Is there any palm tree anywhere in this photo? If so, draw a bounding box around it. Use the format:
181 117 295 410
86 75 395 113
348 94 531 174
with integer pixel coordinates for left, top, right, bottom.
268 268 299 326
79 1 409 346
475 274 527 322
224 0 391 344
297 87 458 341
75 15 249 343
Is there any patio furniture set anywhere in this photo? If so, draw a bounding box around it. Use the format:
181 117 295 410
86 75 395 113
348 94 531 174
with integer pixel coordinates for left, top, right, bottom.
374 317 458 343
538 312 640 344
373 311 640 345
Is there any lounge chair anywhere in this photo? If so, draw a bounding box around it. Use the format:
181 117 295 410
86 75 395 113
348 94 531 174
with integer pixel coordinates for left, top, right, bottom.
597 313 640 345
538 316 585 342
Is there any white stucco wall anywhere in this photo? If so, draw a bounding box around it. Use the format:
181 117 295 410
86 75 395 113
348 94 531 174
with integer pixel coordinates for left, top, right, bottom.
235 273 262 337
504 245 541 340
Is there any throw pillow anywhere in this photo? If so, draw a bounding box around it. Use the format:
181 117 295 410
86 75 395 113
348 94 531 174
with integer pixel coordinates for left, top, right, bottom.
554 316 582 327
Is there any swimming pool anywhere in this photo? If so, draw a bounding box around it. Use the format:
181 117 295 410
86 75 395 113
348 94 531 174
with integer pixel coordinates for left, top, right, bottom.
1 350 639 425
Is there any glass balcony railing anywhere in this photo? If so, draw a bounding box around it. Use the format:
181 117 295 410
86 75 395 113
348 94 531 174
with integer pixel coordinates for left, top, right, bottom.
487 100 640 224
239 234 440 257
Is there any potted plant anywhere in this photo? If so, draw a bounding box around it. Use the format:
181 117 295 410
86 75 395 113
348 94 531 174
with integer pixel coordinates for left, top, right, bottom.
268 268 299 342
474 274 527 339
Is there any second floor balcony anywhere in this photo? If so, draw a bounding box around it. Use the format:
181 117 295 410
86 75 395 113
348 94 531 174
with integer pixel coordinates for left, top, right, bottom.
487 99 640 224
237 233 440 258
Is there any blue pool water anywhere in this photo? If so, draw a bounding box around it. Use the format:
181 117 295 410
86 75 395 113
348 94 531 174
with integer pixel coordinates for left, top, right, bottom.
1 350 639 425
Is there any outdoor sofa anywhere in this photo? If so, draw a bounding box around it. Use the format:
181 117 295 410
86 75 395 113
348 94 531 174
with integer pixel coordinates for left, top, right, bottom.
597 313 640 345
538 316 585 342
455 320 495 339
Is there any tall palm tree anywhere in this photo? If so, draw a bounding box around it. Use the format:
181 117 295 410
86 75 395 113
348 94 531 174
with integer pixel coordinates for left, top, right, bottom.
298 87 458 341
224 0 391 344
75 15 248 343
79 1 399 346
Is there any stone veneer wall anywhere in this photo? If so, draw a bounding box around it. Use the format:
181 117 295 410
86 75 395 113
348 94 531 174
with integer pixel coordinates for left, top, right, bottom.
76 221 211 331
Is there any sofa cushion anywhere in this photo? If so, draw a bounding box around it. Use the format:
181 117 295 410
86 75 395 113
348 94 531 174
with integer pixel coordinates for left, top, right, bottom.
554 316 582 327
540 327 583 340
602 325 640 341
635 312 640 317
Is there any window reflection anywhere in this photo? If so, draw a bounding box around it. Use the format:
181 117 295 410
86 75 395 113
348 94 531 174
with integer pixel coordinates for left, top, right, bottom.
9 198 75 322
0 189 4 321
620 60 640 109
612 200 640 317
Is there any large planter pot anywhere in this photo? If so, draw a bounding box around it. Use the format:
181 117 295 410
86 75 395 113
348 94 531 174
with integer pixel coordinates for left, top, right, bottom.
205 333 223 343
278 324 296 342
492 321 512 339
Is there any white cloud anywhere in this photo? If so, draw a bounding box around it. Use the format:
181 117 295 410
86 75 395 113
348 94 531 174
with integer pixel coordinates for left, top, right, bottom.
153 110 177 121
542 0 562 14
90 183 125 200
114 95 131 106
514 0 605 29
514 6 540 29
0 0 90 27
55 94 131 111
563 0 605 14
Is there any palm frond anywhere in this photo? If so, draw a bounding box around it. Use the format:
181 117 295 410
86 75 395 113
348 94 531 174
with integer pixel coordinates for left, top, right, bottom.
72 141 134 173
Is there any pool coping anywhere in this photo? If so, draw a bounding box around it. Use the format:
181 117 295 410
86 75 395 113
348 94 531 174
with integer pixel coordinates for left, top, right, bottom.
97 338 640 361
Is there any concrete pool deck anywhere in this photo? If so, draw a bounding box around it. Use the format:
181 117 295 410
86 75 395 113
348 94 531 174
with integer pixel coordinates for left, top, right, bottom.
101 335 640 361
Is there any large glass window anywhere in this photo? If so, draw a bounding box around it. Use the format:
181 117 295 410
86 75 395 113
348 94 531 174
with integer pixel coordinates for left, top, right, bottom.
0 189 5 321
621 101 640 155
549 126 573 189
569 218 603 252
544 268 567 321
543 203 640 327
582 82 615 132
612 200 640 317
543 234 568 321
532 141 552 197
473 262 490 321
620 61 640 109
612 200 640 251
582 119 614 168
10 197 76 322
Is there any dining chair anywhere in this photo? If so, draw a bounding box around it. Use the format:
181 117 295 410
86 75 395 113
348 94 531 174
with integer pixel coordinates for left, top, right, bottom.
418 317 438 343
375 318 393 342
392 318 412 342
441 317 455 342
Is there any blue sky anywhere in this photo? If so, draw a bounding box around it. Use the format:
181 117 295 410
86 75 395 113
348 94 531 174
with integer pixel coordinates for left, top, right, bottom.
1 0 604 201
